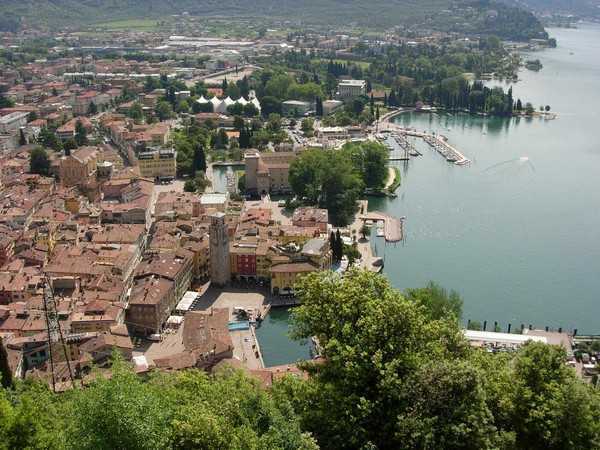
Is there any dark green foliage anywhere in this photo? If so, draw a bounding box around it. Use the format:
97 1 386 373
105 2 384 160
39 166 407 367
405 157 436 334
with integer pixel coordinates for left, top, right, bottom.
0 95 14 109
289 143 387 224
87 101 98 115
156 100 174 121
0 361 317 450
18 129 26 146
192 144 207 173
38 127 62 152
0 338 12 388
29 147 50 175
283 270 600 450
128 102 144 121
342 141 389 189
261 96 282 116
289 149 364 226
74 120 87 146
315 97 323 117
0 0 546 40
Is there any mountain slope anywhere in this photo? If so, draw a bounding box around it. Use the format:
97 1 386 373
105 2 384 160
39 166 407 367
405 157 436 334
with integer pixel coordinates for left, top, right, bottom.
506 0 600 17
1 0 547 39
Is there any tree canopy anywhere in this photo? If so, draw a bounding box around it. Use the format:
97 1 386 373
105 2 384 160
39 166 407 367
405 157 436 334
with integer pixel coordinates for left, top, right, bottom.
0 360 317 450
279 269 600 450
289 143 388 225
29 147 50 176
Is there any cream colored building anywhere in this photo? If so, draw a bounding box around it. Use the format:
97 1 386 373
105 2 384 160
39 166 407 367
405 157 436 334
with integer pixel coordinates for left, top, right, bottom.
244 150 296 196
137 148 176 180
59 146 98 187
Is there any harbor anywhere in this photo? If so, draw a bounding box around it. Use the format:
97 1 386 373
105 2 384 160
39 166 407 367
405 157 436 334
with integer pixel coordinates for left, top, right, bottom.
379 121 471 165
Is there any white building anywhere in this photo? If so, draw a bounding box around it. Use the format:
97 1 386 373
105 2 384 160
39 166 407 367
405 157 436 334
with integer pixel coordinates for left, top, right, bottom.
0 112 29 134
337 79 367 99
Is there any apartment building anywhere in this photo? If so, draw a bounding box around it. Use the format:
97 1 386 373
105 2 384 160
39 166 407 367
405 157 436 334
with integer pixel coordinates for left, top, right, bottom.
137 148 177 180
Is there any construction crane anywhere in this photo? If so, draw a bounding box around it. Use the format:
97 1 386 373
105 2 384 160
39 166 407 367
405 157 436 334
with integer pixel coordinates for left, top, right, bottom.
43 276 75 392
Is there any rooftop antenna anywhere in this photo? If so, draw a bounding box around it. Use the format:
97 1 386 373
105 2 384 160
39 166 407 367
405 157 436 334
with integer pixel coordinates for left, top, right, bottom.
43 276 75 392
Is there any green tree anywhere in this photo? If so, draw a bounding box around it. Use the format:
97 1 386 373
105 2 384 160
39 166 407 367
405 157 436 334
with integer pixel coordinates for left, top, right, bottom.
128 102 144 122
266 113 282 133
511 343 600 450
300 118 314 137
396 360 498 449
29 147 50 175
0 337 12 388
289 149 363 226
286 269 470 449
342 141 388 189
38 127 62 151
18 128 26 146
156 100 174 121
176 99 190 114
359 223 370 240
192 144 207 173
405 281 463 321
525 102 535 115
63 138 77 154
88 101 98 115
261 96 282 116
315 97 324 117
0 94 14 108
75 120 87 146
67 360 171 450
233 116 245 131
334 230 344 263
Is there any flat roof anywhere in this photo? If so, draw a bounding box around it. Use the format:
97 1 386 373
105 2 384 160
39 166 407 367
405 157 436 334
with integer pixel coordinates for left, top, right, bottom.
464 330 547 345
201 193 227 204
176 291 199 312
339 79 366 86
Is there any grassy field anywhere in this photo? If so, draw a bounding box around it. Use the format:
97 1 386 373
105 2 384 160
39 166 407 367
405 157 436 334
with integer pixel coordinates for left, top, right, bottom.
92 19 163 31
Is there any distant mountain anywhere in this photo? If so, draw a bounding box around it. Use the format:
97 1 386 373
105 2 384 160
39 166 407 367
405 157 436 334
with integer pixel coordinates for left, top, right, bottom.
504 0 600 17
0 0 547 40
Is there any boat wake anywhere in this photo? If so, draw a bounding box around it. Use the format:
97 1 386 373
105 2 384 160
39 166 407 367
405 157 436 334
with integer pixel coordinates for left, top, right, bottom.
483 156 535 173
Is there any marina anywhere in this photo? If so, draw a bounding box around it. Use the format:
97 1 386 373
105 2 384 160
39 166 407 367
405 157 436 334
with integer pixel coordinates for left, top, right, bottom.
368 24 600 333
379 122 470 165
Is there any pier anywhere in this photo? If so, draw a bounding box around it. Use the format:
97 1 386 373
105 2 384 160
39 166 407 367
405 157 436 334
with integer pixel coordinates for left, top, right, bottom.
422 134 470 165
386 133 422 161
378 122 470 166
360 211 403 243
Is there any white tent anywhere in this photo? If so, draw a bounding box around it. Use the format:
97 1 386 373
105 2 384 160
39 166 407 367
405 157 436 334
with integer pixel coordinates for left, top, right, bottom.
216 96 234 113
196 95 209 104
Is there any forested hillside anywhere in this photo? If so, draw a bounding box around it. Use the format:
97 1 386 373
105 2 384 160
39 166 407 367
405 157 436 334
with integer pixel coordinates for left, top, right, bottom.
0 0 547 40
505 0 600 17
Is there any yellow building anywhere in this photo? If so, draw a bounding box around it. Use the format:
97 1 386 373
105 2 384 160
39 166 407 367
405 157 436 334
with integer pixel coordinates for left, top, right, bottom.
273 225 320 246
137 148 176 180
59 146 98 187
270 262 317 295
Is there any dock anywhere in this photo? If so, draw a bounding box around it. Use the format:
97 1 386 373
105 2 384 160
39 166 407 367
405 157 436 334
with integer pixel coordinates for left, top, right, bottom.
360 211 403 243
386 133 422 161
422 134 470 165
378 122 470 166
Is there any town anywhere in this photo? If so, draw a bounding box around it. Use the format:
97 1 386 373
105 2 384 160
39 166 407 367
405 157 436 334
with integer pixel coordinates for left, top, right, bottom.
1 7 600 449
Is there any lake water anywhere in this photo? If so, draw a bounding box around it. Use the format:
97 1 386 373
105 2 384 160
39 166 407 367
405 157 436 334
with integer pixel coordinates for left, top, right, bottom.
370 24 600 333
255 307 312 367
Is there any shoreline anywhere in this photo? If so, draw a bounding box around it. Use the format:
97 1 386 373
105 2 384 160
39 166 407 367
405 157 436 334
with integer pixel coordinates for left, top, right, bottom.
379 106 558 125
